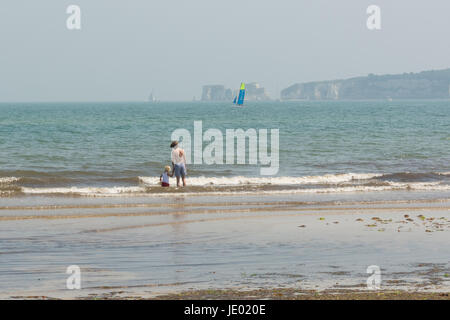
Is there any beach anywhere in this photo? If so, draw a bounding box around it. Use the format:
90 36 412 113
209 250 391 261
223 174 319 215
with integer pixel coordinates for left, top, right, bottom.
0 191 449 299
1 0 450 305
0 100 449 299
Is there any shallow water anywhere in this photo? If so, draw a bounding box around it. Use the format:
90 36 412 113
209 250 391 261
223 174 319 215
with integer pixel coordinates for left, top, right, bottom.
1 100 450 196
0 192 448 298
1 100 449 298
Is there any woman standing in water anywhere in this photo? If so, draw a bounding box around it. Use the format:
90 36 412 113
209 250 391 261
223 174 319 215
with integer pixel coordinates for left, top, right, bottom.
170 141 187 187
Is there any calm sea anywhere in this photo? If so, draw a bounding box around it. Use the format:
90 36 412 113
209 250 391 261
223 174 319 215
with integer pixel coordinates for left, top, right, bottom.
1 100 450 196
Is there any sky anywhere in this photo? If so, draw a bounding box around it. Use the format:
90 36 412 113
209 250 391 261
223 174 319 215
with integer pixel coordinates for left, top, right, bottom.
0 0 449 102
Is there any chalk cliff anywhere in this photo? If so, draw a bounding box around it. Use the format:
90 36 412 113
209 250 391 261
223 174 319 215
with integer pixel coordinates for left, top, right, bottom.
281 69 450 100
201 83 270 101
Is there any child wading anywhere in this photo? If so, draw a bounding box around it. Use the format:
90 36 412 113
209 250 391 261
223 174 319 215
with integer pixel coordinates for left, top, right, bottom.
160 165 172 187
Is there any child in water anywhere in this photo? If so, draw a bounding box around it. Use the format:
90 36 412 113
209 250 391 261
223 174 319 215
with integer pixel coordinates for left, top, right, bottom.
160 165 172 187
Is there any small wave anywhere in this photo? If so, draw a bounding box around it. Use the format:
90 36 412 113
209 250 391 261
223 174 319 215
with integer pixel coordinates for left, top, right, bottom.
379 172 450 182
139 173 383 186
20 186 146 196
18 176 140 186
16 181 450 197
0 177 21 184
254 183 450 194
0 172 447 197
3 171 449 189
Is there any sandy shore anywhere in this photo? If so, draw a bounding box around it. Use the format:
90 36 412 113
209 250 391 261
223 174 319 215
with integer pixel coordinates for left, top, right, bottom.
0 192 449 299
153 289 450 300
9 290 450 300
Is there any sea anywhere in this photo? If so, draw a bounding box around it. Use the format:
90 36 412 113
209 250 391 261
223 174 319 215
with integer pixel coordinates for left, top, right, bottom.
1 100 449 197
1 100 450 298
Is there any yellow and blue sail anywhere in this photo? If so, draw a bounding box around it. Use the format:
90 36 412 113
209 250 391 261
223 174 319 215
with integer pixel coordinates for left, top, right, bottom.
237 83 245 105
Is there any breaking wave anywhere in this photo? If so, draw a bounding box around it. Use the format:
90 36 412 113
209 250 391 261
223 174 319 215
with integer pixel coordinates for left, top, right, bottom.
0 177 21 184
1 171 449 197
139 173 384 186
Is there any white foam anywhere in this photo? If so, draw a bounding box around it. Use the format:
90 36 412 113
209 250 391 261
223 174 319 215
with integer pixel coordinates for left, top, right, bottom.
7 172 450 197
21 186 146 196
138 173 383 187
147 183 450 197
0 177 20 184
387 181 450 190
18 180 450 197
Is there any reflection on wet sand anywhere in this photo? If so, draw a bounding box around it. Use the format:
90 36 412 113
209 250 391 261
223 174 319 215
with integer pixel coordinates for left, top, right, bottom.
0 193 449 299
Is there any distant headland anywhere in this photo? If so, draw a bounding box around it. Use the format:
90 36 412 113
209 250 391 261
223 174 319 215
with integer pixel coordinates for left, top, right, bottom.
281 68 450 100
201 83 270 102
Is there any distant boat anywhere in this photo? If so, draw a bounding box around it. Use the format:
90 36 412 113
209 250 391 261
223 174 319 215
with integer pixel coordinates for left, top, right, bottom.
148 91 158 103
233 83 245 106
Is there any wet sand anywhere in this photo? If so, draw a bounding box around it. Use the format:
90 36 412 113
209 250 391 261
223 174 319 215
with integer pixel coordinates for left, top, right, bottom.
153 289 450 300
0 192 449 299
10 290 450 300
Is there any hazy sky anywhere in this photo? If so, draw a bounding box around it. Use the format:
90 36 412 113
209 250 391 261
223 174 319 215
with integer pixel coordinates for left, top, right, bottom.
0 0 449 101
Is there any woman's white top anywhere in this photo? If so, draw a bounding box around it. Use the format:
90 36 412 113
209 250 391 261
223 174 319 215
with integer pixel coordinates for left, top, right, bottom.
171 147 186 165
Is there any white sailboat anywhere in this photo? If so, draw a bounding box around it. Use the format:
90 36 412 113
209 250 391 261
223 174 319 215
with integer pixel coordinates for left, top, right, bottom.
148 90 158 103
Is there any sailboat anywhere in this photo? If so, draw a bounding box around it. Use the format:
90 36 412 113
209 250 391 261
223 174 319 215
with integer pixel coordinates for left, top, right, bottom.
148 90 158 103
233 83 245 106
